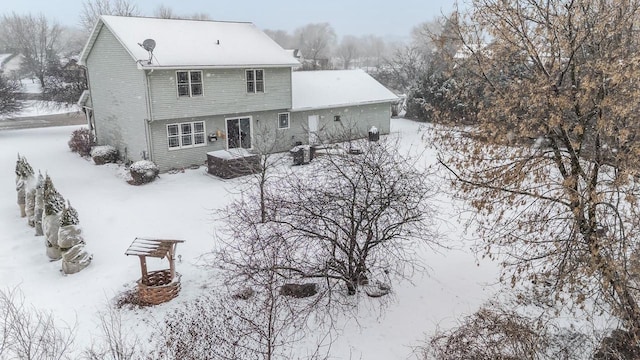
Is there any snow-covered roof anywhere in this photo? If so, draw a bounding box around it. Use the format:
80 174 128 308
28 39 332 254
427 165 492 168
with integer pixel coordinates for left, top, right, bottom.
80 15 300 69
291 69 398 111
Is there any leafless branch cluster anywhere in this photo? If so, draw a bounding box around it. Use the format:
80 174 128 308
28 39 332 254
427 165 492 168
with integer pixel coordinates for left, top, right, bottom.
0 13 62 87
82 306 140 360
434 0 640 340
78 0 139 33
0 287 76 360
420 302 590 360
149 289 325 360
217 135 438 309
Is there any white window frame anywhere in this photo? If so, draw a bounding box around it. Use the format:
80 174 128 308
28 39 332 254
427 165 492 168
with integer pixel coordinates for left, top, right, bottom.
176 70 204 97
277 112 290 129
245 69 264 93
167 121 206 150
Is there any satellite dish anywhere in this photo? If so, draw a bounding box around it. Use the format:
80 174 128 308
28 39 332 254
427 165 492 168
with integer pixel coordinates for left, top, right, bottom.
142 39 156 52
137 39 156 65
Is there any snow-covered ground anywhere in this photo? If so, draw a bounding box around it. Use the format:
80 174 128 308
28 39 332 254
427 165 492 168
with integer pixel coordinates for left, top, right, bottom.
17 100 79 117
19 79 42 94
0 119 501 359
0 100 81 120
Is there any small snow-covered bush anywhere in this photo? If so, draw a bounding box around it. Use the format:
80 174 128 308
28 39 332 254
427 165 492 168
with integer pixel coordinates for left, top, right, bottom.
90 145 118 165
68 128 95 157
128 160 159 185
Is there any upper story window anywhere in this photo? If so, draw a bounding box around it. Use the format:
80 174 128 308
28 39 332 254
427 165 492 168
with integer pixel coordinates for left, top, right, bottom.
246 69 264 93
167 121 206 149
177 70 203 97
278 112 290 129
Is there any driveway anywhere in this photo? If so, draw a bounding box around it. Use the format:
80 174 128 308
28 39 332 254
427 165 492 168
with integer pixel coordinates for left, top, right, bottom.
0 111 86 131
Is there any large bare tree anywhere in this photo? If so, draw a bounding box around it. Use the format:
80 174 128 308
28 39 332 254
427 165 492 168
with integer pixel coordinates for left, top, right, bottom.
78 0 139 33
435 0 640 338
294 23 336 69
218 137 438 299
0 13 62 88
336 35 360 69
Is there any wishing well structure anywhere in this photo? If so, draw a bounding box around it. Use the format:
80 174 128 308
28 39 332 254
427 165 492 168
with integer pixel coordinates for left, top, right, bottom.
125 237 184 305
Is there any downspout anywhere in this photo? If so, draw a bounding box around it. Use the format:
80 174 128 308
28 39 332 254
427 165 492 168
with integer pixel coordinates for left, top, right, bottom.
82 66 97 139
143 68 155 162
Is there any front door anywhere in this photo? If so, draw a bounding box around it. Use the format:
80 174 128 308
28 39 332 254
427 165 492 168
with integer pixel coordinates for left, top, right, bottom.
308 115 319 145
226 117 252 149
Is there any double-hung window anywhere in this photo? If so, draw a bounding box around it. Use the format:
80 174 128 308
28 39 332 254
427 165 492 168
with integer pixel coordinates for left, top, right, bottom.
246 69 264 93
167 121 206 149
177 70 203 97
278 112 290 129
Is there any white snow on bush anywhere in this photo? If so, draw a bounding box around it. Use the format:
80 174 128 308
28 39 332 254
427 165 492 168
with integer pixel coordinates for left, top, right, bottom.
129 160 157 172
90 145 116 157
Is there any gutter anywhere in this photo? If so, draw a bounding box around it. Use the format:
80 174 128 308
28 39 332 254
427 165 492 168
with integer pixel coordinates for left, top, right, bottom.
290 98 399 113
136 63 300 71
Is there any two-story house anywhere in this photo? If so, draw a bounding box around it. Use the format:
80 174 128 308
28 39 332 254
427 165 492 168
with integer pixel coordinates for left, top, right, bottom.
79 15 398 172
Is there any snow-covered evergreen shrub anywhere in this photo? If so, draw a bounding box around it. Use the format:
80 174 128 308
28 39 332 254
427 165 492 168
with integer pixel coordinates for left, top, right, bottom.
90 145 118 165
58 201 92 274
42 175 65 260
61 244 93 275
68 128 95 157
25 177 37 227
128 160 159 185
33 172 45 236
15 154 34 218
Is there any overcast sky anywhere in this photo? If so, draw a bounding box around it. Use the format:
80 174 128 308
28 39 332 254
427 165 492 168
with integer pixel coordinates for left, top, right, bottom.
1 0 464 40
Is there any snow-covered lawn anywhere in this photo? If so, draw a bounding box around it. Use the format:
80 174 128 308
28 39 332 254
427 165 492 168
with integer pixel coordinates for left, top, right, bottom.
0 119 500 359
15 100 80 117
19 78 42 94
0 100 81 120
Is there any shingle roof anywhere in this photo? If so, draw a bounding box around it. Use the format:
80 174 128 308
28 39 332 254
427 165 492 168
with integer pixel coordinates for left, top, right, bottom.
291 69 398 111
80 15 299 69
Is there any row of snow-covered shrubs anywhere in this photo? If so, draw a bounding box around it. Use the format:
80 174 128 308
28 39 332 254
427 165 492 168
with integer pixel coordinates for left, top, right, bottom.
15 155 92 274
68 128 159 185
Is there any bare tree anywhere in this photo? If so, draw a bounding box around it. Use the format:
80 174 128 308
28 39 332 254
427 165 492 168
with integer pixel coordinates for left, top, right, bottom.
151 5 211 21
0 287 76 360
294 23 336 70
188 12 211 20
82 306 140 360
153 5 175 19
0 13 62 88
263 29 294 49
421 301 591 360
337 35 360 69
78 0 139 33
219 136 438 298
361 34 389 68
435 0 640 338
151 282 320 360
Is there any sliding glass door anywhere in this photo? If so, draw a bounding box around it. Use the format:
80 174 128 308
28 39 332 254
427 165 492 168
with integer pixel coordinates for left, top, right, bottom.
226 117 252 150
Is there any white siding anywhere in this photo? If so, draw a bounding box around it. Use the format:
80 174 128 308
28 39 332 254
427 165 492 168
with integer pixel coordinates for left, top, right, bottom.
150 109 291 172
147 68 292 121
290 103 392 144
85 26 149 162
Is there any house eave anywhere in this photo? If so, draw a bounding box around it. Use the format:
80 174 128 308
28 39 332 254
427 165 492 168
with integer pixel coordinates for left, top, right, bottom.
290 98 399 113
137 63 300 70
